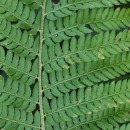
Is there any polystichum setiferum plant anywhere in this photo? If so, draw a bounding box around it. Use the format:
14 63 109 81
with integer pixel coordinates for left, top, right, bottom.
2 0 130 130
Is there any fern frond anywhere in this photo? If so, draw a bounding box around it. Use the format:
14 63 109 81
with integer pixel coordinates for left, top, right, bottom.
43 29 130 64
42 30 130 99
77 111 130 130
0 47 38 84
43 78 130 129
0 20 39 59
0 0 130 130
0 104 40 130
0 75 40 129
0 76 38 111
46 0 130 21
0 0 41 32
114 123 130 130
44 7 130 44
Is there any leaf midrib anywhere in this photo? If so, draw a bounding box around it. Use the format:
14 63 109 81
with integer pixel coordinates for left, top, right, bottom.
38 1 47 130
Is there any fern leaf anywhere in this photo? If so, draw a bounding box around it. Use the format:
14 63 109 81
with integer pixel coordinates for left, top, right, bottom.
46 0 130 20
0 0 130 130
43 78 130 129
44 7 130 44
0 104 40 129
114 123 130 130
42 30 130 99
0 20 39 59
0 0 41 32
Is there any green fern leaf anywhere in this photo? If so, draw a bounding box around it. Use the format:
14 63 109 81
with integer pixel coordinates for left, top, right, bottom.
1 0 130 130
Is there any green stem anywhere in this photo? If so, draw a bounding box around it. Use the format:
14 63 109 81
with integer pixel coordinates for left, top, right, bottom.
39 0 47 130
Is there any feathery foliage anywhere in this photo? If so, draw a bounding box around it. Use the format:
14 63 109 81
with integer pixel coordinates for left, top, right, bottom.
0 0 130 130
